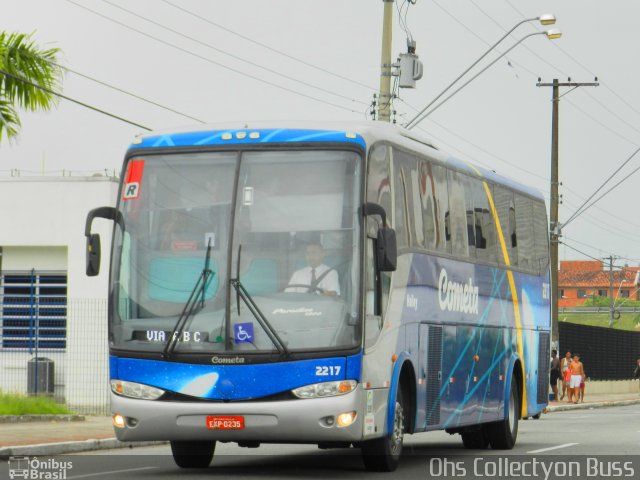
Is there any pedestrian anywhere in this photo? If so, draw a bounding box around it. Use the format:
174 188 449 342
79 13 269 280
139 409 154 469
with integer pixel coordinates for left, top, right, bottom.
560 351 572 401
569 353 585 404
549 349 560 401
634 357 640 393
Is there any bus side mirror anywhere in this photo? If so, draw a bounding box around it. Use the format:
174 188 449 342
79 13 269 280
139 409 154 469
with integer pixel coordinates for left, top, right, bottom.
377 227 397 272
85 206 118 277
362 202 397 272
87 234 101 277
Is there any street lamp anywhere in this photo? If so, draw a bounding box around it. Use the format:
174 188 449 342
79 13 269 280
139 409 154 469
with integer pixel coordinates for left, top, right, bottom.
407 29 561 129
406 14 557 129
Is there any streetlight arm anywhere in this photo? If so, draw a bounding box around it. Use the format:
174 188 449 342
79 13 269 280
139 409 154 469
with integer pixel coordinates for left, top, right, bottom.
408 31 547 129
405 16 538 129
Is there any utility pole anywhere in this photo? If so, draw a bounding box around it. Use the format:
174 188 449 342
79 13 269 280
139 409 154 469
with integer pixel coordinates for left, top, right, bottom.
605 255 619 327
378 0 394 122
537 78 599 348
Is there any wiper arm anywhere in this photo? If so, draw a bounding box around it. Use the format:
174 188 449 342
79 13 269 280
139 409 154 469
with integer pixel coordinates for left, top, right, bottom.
229 279 290 358
163 240 214 358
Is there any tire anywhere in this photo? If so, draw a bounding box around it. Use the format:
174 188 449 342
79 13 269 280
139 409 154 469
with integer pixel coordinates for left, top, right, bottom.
170 440 215 468
461 427 489 449
361 388 405 472
486 378 519 450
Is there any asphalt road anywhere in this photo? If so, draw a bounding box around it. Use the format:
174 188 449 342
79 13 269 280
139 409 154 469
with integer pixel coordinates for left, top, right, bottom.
4 404 640 480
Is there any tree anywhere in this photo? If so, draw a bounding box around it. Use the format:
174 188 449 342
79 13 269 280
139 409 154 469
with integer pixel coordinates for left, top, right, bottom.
0 31 62 142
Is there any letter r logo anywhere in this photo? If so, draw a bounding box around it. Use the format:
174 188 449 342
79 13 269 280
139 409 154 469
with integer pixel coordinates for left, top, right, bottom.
123 182 139 199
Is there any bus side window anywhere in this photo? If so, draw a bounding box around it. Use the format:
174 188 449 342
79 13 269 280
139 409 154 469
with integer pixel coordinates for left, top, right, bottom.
492 185 518 266
447 169 469 258
514 194 535 270
532 201 549 274
365 235 383 348
367 144 392 236
431 164 449 254
419 160 437 250
463 175 477 259
471 179 497 263
408 161 424 248
392 155 409 249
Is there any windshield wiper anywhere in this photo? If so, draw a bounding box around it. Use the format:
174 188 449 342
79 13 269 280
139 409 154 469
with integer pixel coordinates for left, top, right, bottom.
229 278 290 358
163 239 214 358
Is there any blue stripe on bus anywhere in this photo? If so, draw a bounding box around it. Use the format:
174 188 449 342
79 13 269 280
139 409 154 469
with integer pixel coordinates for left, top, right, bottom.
110 354 362 400
131 129 366 150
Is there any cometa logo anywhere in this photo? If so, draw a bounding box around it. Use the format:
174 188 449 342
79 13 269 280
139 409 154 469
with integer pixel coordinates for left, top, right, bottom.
438 268 479 315
211 356 245 364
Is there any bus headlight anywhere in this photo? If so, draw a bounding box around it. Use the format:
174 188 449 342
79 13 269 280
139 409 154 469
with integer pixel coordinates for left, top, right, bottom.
110 380 165 400
292 380 357 399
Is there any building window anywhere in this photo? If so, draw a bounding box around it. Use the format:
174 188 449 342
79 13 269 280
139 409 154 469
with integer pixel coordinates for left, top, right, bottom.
559 289 565 299
620 290 629 298
0 271 67 350
577 289 586 299
598 289 607 297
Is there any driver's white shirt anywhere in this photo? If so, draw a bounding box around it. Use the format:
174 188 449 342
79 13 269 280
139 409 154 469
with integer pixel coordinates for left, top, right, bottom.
285 264 340 295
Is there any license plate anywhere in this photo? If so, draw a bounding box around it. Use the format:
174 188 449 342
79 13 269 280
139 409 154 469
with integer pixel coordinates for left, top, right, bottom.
206 415 244 430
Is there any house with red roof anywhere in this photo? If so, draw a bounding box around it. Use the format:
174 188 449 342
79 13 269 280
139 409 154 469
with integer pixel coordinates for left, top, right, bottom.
558 260 640 307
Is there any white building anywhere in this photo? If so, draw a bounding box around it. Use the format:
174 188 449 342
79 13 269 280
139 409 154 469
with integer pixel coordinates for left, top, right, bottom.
0 174 118 412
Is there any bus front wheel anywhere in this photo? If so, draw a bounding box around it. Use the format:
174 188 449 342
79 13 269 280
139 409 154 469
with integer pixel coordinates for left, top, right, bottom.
361 388 404 472
170 440 215 468
486 379 519 449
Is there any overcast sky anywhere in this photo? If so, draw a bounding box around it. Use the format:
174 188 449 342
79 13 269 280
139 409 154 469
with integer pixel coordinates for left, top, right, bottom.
3 0 640 265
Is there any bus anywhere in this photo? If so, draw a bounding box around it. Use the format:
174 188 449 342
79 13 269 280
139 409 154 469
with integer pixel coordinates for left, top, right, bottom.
85 121 550 471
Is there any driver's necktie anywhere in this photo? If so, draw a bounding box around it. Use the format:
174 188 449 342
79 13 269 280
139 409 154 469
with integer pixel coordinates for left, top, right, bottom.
308 268 316 293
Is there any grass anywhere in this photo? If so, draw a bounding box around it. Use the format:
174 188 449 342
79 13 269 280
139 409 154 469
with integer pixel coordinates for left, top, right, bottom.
0 391 71 415
559 312 640 331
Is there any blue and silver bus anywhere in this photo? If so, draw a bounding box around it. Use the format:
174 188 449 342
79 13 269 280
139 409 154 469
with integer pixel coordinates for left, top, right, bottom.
85 121 550 471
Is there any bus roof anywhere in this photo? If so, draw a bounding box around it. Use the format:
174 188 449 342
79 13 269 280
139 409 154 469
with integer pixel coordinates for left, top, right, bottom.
130 121 544 201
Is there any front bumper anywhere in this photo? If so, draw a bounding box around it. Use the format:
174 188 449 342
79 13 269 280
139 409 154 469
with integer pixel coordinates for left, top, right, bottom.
111 387 367 444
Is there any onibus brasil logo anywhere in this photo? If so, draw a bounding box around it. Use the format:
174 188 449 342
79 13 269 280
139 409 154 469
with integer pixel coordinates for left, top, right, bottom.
8 456 72 479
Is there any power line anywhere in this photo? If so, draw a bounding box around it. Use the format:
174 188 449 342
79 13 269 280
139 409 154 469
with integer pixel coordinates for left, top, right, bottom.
0 68 151 131
563 236 640 265
561 197 640 244
62 67 205 124
63 0 360 114
159 0 377 92
563 146 640 229
98 0 368 107
469 0 569 78
560 241 607 263
0 41 206 124
430 0 539 79
562 184 640 230
563 97 640 147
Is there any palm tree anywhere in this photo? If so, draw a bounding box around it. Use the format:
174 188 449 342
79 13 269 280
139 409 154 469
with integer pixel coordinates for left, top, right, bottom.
0 31 62 141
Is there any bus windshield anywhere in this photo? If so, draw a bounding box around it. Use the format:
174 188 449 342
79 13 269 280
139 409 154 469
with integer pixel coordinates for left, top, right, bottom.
110 149 362 356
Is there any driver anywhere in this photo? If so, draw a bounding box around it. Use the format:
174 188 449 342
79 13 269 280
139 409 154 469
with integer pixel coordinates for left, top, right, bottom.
285 243 340 296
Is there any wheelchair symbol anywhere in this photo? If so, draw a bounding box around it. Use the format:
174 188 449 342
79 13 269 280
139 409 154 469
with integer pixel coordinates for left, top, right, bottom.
237 326 250 341
234 323 254 343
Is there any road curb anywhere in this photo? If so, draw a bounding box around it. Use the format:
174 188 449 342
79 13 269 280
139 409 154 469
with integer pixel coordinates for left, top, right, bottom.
0 414 85 424
0 439 167 458
545 398 640 413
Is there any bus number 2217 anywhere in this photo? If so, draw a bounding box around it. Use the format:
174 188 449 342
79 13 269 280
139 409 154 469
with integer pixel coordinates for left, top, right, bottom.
316 366 341 376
